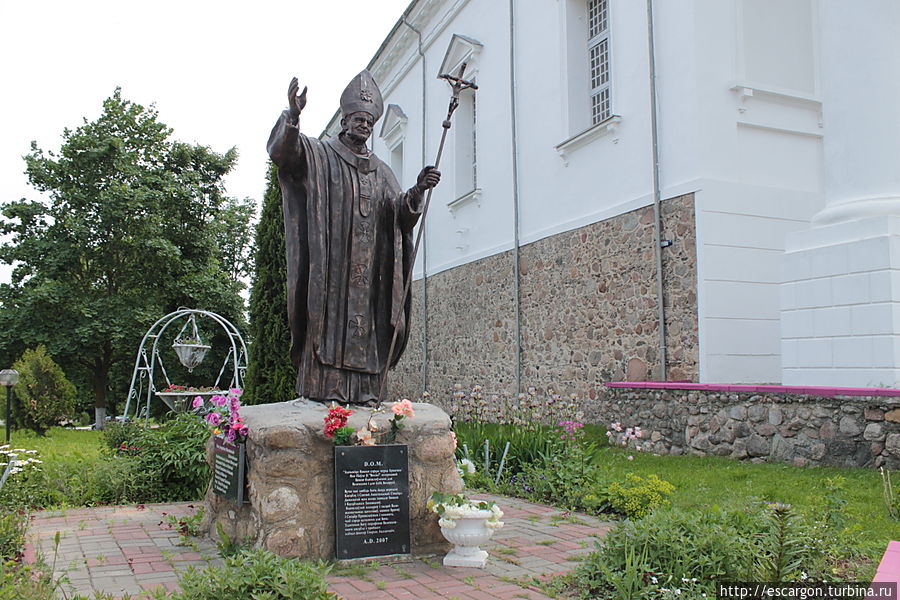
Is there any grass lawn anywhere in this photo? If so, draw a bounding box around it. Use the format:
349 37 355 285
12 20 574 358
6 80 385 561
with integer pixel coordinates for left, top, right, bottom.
594 445 899 551
5 427 104 462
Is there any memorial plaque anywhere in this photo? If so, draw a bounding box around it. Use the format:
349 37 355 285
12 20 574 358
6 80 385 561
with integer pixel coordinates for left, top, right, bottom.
334 445 410 559
213 436 246 504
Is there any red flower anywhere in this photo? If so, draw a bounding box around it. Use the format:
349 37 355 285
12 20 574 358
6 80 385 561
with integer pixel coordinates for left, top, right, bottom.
323 406 353 438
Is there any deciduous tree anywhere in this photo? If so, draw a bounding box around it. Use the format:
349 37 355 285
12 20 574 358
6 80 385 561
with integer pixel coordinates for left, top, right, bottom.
0 89 251 427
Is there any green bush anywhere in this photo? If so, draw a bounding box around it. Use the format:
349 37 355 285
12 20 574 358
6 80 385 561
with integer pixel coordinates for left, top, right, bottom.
0 507 27 561
101 420 142 452
125 413 210 502
607 473 675 519
571 502 830 599
10 346 77 435
150 548 337 600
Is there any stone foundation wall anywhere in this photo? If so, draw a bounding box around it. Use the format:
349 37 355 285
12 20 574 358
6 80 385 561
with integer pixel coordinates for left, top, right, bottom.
389 194 698 402
591 387 900 468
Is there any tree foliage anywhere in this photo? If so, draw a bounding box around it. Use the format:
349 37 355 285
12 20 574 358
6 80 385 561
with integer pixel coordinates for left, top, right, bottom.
243 163 295 405
10 345 77 435
0 89 253 420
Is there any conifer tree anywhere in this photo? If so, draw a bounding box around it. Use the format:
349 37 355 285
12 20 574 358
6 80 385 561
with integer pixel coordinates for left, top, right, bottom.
243 163 295 404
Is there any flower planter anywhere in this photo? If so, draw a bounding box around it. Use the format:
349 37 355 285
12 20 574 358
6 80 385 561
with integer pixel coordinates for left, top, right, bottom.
172 343 211 371
155 390 224 412
439 508 498 567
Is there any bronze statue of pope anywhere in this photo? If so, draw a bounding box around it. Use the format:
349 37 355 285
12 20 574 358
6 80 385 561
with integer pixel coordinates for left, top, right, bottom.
267 71 440 405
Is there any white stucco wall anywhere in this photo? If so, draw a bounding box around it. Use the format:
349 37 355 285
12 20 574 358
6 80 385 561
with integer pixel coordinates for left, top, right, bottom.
332 0 846 385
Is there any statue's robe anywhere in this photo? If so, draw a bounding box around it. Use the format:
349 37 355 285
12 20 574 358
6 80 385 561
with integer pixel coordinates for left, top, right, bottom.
267 111 422 404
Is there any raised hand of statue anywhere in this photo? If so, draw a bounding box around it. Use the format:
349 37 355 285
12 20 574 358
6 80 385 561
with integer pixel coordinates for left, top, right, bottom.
415 166 441 192
288 77 308 121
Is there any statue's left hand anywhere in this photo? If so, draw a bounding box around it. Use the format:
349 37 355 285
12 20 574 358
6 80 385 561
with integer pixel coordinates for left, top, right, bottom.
416 166 441 192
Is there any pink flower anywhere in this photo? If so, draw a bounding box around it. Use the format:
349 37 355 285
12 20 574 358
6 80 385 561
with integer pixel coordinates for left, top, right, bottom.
205 412 221 426
191 396 204 409
391 399 415 418
211 395 227 407
229 388 243 397
356 429 375 446
239 426 249 436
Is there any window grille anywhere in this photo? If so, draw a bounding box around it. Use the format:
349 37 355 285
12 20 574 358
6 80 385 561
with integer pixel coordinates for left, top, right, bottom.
588 0 611 124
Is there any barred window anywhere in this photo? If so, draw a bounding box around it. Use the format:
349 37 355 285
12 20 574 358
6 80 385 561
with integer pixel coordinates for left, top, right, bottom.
588 0 611 124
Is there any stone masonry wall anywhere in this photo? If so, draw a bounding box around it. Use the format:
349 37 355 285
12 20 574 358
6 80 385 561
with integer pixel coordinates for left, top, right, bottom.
389 194 698 403
592 387 900 469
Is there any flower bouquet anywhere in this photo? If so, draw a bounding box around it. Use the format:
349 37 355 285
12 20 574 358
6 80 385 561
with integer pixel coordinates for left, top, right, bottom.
196 388 248 443
322 399 416 446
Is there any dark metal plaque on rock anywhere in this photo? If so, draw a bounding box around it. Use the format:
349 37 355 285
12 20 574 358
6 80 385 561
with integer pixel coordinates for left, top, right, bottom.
334 445 410 559
213 436 246 505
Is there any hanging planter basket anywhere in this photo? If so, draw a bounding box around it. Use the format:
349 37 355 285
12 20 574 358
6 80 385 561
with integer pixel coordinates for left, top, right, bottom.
172 342 211 371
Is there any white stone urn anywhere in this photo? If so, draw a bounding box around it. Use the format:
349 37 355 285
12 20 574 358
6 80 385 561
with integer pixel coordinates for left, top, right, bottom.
439 507 502 567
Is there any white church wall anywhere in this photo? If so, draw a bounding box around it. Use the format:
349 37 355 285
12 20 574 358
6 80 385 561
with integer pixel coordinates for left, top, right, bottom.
357 0 834 385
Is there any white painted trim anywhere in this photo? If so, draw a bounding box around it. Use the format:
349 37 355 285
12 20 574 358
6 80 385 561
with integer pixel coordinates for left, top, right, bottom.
729 82 821 106
447 188 482 213
554 115 621 164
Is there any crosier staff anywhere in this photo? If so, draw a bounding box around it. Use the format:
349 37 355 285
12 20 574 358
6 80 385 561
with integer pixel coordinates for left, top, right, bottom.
377 63 479 405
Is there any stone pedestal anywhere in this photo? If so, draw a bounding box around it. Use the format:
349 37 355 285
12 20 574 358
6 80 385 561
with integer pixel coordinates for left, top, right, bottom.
202 400 462 560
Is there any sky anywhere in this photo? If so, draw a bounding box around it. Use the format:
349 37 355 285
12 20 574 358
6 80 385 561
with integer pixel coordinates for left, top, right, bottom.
0 0 412 285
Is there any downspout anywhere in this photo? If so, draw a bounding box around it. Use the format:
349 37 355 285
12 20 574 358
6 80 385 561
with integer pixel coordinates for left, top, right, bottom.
509 0 523 393
401 16 430 394
646 0 667 380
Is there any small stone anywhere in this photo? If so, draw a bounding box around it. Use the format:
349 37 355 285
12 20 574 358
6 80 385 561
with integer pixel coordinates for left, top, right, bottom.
865 407 885 421
729 405 747 420
768 407 783 426
885 409 900 423
260 486 301 522
747 405 767 422
731 439 748 459
885 433 900 456
864 423 885 442
746 434 770 457
808 442 827 460
838 416 863 436
757 424 777 437
819 420 836 440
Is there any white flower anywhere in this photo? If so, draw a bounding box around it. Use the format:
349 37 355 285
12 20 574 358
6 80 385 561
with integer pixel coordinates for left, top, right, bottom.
651 576 658 584
485 520 505 530
459 458 476 474
25 450 37 454
438 517 457 529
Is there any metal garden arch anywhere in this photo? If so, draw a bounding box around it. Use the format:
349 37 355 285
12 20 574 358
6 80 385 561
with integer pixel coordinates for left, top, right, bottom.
123 308 247 421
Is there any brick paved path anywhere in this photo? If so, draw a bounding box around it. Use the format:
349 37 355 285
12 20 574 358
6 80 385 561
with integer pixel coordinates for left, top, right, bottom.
25 494 612 599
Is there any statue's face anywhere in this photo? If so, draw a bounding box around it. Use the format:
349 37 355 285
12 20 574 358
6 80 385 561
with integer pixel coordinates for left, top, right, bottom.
342 111 375 144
